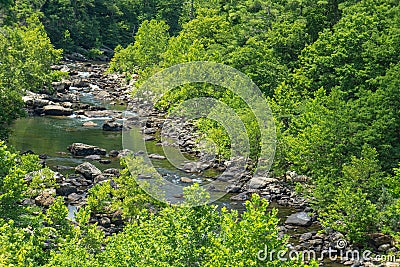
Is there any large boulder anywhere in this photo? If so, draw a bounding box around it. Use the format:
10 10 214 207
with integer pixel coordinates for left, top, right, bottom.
75 162 102 179
285 212 312 227
43 105 73 116
68 143 106 157
102 120 123 131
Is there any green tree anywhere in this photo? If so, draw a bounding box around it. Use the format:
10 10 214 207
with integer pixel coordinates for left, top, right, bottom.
0 14 62 138
109 19 169 75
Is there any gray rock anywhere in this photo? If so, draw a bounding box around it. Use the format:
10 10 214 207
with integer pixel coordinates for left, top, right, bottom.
52 81 70 92
309 239 323 246
149 153 166 160
285 171 309 182
72 78 89 87
285 212 312 227
181 161 211 173
22 95 35 106
68 143 106 157
378 244 391 252
300 232 313 242
85 155 101 160
102 120 123 131
143 135 155 141
180 177 193 183
33 99 50 108
67 192 82 202
56 183 78 196
225 184 242 193
103 168 120 176
94 174 112 184
143 128 157 134
43 105 73 116
75 162 101 179
99 216 111 227
230 192 250 201
22 198 35 206
83 121 97 127
35 188 56 206
60 93 79 103
370 233 393 246
39 154 48 159
55 165 74 171
248 177 278 189
109 150 119 157
117 149 132 158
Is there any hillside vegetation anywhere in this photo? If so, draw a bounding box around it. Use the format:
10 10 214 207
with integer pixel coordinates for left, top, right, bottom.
0 0 399 265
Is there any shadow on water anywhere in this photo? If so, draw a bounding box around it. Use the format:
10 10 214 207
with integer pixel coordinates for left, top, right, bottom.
9 116 123 171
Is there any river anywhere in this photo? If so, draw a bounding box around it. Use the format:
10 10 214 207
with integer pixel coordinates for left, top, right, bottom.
8 62 343 266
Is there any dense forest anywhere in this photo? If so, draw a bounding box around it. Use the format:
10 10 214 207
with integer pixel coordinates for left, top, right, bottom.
0 0 399 266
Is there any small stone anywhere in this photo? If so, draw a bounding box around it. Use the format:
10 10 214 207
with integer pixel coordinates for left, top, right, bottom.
35 189 56 207
309 239 323 246
102 120 123 131
39 154 48 159
149 154 166 160
143 128 157 134
83 121 97 127
225 184 241 193
143 135 155 141
67 193 82 202
180 177 193 183
371 233 393 246
230 192 250 201
299 232 313 242
85 155 101 160
378 243 391 252
109 150 119 157
56 183 77 196
100 217 111 227
94 175 110 184
103 168 120 176
248 177 278 189
22 198 35 205
285 212 312 227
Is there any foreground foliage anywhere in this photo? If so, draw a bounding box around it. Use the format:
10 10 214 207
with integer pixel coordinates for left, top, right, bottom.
0 13 62 139
0 141 311 266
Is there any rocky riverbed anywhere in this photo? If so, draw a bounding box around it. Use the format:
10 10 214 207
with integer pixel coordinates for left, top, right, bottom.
14 61 398 267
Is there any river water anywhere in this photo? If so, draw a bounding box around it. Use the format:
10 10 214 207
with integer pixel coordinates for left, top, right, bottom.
9 113 296 215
